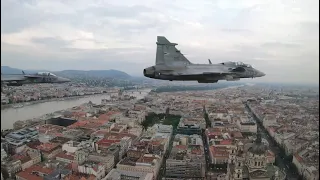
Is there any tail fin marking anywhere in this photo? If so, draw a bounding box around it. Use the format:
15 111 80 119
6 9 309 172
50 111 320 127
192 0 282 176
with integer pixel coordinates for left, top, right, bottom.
155 36 192 66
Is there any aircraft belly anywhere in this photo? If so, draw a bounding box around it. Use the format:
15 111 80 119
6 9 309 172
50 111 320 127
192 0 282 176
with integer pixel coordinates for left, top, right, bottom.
159 73 224 81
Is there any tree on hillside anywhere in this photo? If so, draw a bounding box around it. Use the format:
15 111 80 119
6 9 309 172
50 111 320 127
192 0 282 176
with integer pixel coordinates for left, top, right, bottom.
203 105 211 128
204 112 211 128
165 107 170 115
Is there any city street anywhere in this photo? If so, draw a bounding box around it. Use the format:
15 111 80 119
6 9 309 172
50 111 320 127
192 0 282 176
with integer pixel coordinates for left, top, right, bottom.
245 103 299 180
259 127 298 180
202 130 227 180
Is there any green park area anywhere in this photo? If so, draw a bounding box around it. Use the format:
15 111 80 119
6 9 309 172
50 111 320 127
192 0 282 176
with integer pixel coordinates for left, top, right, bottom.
141 112 181 130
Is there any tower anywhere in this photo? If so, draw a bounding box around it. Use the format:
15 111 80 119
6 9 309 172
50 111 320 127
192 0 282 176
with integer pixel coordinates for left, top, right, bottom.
227 140 245 180
273 170 280 180
233 156 243 180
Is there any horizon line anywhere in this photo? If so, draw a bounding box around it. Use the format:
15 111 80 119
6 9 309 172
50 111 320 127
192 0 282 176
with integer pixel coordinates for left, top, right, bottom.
2 65 319 87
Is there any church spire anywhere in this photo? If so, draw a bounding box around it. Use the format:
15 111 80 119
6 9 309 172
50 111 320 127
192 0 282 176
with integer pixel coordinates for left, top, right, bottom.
255 131 262 144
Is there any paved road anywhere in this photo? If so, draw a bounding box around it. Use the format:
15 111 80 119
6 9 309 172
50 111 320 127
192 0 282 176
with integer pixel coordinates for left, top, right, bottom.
259 128 298 180
245 103 299 180
202 131 210 170
158 131 175 180
202 130 228 180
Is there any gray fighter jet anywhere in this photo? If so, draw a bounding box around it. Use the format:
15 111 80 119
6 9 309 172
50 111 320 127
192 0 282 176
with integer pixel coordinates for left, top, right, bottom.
143 36 265 83
1 71 70 86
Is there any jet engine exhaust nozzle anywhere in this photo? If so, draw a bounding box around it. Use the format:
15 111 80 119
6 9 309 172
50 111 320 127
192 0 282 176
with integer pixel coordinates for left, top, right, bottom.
143 66 156 78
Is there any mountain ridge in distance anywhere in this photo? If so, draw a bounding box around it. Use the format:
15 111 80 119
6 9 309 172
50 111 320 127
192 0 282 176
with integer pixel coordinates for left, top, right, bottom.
1 66 131 79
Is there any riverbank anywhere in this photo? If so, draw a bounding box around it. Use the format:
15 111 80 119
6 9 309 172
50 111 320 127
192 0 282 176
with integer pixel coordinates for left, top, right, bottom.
1 89 152 130
1 93 111 110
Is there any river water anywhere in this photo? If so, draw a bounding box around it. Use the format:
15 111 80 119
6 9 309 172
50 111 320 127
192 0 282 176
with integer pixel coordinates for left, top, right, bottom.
1 89 151 130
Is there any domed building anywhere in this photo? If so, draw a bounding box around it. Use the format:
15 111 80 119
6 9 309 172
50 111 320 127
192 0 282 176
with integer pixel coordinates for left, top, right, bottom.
227 133 286 180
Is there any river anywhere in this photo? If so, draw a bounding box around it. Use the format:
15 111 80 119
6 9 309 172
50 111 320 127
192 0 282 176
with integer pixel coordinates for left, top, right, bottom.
1 89 151 130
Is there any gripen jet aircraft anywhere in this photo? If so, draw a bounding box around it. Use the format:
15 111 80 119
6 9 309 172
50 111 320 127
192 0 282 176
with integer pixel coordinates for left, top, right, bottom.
1 71 70 87
143 36 265 83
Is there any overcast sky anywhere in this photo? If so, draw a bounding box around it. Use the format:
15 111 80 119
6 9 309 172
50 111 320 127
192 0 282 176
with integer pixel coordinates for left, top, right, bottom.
1 0 319 84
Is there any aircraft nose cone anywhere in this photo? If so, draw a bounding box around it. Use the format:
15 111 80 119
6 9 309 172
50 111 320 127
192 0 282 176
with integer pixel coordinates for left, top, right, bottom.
59 77 71 82
256 70 265 77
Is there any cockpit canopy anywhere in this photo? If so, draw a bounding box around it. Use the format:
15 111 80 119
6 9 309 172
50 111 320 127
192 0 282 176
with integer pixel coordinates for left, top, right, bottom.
235 61 245 66
221 61 233 65
221 61 253 68
235 61 252 68
37 72 57 76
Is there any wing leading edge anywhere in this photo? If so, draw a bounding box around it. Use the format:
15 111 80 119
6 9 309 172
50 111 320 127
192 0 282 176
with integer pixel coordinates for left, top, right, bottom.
1 75 27 82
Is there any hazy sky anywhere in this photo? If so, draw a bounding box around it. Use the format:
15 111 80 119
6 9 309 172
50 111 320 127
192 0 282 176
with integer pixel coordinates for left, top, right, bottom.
1 0 319 84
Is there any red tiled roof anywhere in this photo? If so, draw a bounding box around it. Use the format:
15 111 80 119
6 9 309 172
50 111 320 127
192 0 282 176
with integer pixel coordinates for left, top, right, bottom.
65 174 96 180
207 128 222 132
294 153 303 162
137 156 158 164
93 130 108 135
220 139 232 145
27 141 42 149
105 132 137 140
16 165 54 180
175 145 187 149
98 111 121 121
65 163 73 170
210 146 229 157
55 133 63 137
231 131 243 138
191 149 202 155
208 132 222 136
150 139 163 146
56 152 75 161
36 143 60 152
97 139 121 146
12 154 31 163
267 150 274 156
68 119 110 129
73 112 86 117
268 127 276 132
98 114 110 121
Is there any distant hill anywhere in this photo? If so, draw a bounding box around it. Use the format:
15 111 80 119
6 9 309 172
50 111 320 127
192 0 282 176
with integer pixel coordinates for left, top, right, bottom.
1 66 26 74
1 66 131 79
55 69 131 79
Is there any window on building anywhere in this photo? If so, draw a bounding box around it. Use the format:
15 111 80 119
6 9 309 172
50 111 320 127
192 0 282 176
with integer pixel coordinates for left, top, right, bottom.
255 162 257 166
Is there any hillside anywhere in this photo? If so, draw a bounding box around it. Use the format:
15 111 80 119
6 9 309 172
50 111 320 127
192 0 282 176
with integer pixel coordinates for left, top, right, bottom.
1 66 26 74
1 66 131 79
55 69 131 79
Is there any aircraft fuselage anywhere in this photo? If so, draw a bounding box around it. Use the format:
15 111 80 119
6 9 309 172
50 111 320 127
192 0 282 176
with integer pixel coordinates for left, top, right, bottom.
144 64 263 82
143 36 265 83
1 72 71 87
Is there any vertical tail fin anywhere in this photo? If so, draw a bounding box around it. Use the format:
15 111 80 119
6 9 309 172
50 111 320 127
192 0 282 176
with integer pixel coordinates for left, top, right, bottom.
156 36 192 66
155 38 165 65
157 36 174 45
208 59 212 64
